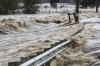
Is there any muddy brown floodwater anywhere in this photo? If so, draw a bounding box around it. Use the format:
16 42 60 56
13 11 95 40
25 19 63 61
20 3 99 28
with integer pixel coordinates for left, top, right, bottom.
0 14 83 66
0 13 100 66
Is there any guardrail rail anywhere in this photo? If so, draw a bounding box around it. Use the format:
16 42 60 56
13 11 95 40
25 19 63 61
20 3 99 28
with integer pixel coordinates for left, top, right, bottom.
20 39 71 66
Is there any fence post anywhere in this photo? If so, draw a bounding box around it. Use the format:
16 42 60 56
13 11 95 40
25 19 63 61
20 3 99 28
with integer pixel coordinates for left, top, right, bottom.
75 0 79 23
68 13 71 23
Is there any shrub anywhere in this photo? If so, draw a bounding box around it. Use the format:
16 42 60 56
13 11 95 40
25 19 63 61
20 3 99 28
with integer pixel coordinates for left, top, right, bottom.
0 0 18 15
23 0 39 14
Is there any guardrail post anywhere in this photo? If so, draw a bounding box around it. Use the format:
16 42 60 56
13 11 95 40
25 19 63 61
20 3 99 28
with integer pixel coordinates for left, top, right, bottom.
45 61 50 66
44 58 57 66
50 59 57 66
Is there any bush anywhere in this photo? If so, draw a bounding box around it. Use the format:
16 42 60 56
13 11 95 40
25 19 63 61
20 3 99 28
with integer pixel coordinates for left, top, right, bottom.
23 0 39 14
0 0 18 15
50 0 59 8
80 0 96 8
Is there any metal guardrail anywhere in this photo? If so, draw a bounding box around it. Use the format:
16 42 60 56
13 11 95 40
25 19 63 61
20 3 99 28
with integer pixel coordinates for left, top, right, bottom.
19 39 71 66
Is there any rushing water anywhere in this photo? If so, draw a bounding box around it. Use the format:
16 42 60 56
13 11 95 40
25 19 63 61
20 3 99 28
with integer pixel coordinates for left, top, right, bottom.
0 14 83 66
0 13 100 66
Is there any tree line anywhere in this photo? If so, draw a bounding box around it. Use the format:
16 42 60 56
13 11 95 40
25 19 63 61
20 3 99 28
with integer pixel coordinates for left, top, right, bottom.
0 0 99 15
0 0 39 15
80 0 96 8
0 0 60 15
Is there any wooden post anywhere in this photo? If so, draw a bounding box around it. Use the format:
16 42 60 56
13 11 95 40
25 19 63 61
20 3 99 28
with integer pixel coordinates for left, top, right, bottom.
68 13 71 23
75 0 79 23
96 0 99 13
